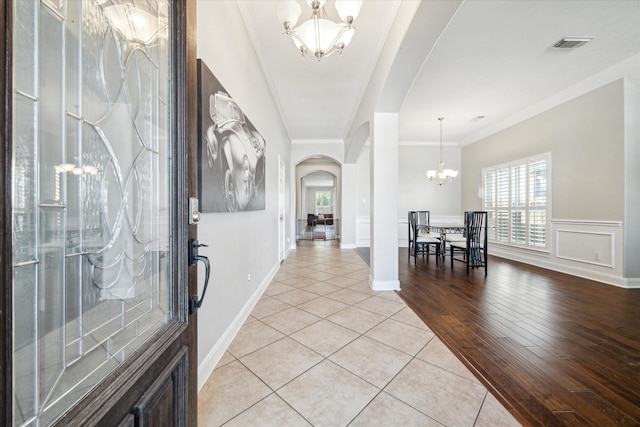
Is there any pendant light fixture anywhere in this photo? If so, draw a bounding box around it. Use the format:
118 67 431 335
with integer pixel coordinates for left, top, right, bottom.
277 0 363 61
426 117 458 185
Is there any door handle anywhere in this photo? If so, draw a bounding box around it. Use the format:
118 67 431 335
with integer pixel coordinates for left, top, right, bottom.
189 239 210 315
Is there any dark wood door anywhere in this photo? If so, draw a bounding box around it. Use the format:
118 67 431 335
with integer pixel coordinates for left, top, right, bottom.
1 0 198 425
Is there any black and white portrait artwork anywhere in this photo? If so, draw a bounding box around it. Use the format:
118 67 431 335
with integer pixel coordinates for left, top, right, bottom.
197 59 266 212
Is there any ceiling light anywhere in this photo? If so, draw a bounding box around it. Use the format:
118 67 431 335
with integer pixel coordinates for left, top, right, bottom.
277 0 362 61
553 37 593 49
426 118 458 186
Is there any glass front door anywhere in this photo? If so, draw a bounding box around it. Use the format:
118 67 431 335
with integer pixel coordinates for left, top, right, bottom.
11 1 174 425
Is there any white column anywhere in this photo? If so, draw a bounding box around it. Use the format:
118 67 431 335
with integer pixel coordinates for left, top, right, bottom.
340 163 357 249
370 113 400 291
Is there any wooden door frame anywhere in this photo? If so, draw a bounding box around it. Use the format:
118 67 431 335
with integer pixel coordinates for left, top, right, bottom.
2 0 13 423
0 0 198 424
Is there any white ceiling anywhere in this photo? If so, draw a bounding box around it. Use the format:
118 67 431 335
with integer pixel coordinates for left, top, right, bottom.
237 0 640 150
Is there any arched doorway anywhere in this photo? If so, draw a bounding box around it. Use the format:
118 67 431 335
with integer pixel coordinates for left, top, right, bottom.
295 158 341 243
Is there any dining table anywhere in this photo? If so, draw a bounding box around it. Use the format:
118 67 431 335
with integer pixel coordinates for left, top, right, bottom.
425 224 466 266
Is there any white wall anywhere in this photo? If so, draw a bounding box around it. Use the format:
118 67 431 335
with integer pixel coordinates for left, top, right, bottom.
462 79 634 287
355 145 371 246
398 143 462 246
196 0 292 389
353 142 463 248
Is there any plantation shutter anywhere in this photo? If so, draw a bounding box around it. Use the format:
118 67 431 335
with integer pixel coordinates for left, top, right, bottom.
496 168 510 242
482 153 550 250
528 158 547 247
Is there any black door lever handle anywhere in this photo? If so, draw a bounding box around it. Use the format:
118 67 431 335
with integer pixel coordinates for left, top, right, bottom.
189 239 211 315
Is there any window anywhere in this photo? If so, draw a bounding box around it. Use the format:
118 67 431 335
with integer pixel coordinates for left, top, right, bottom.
482 153 550 249
315 191 332 215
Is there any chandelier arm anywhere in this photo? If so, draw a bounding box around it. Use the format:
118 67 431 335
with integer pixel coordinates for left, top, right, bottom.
328 25 352 53
286 30 311 56
313 14 321 56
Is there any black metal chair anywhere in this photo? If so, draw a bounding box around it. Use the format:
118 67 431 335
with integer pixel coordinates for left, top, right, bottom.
408 211 440 264
450 211 488 275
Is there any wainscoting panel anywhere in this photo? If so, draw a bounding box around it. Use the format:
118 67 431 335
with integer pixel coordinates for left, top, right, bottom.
490 219 626 287
556 229 614 268
356 216 370 247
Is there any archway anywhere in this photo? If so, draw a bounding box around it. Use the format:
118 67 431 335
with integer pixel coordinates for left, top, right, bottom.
295 157 341 242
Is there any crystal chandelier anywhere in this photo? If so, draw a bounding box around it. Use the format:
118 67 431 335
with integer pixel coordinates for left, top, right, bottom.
426 117 459 185
277 0 363 61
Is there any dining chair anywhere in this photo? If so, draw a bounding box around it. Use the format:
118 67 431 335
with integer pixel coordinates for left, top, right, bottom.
408 211 440 264
450 211 488 275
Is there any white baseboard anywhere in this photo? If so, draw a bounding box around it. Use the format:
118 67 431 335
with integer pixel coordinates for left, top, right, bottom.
197 262 279 391
369 274 400 291
341 243 357 249
625 278 640 288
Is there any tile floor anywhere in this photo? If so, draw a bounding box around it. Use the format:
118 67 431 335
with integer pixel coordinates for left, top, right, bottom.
198 243 521 427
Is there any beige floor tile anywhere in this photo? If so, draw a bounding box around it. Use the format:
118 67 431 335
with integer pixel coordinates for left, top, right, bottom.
329 336 411 388
335 262 368 272
355 295 406 318
296 296 349 318
227 321 285 358
415 336 480 383
223 393 312 427
390 307 432 331
325 288 371 305
261 307 321 335
323 276 360 288
272 271 299 281
214 351 236 369
301 281 343 296
273 289 320 306
327 306 386 334
243 315 257 325
328 267 358 276
290 320 359 357
345 270 370 281
385 358 487 426
349 392 442 427
308 263 334 272
198 361 271 426
199 244 519 427
277 360 379 427
250 297 292 319
365 318 435 356
302 270 337 281
347 282 380 296
263 282 296 296
239 337 323 390
280 275 319 288
375 290 404 303
475 392 523 426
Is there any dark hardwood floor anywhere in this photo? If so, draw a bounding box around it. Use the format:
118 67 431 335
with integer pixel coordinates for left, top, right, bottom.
396 251 640 427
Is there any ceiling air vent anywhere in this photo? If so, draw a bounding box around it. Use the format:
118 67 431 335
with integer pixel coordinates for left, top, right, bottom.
553 37 593 49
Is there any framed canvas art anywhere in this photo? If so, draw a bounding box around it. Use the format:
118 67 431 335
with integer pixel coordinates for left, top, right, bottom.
197 59 266 212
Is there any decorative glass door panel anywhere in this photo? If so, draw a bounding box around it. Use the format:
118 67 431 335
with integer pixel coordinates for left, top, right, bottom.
12 1 173 425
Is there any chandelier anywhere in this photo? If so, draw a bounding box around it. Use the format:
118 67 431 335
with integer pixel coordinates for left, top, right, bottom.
277 0 363 61
426 117 459 185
